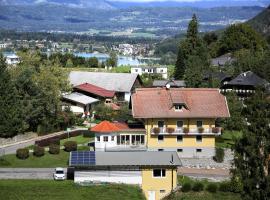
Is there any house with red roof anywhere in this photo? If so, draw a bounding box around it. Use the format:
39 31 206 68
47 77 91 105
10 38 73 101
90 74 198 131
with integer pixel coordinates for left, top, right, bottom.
131 87 230 158
91 121 146 151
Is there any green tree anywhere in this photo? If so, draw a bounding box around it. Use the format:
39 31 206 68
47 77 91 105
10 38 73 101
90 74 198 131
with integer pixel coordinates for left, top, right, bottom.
232 90 270 200
87 57 99 68
106 51 118 68
218 24 267 55
184 56 204 87
0 55 28 137
65 58 73 68
174 47 185 79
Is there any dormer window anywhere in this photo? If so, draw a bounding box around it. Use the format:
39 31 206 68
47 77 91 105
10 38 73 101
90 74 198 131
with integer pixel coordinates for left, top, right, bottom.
174 104 183 111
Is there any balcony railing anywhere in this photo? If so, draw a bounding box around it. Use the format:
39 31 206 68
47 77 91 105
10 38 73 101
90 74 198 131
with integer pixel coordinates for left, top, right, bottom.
151 127 222 135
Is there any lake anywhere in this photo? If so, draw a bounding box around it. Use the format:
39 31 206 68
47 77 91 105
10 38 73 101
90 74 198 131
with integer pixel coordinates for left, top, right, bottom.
74 52 160 66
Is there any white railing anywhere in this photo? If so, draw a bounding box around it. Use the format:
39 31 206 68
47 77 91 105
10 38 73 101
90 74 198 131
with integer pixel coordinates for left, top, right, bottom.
151 127 221 135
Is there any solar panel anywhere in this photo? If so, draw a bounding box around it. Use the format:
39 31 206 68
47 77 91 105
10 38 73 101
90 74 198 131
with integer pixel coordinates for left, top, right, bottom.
70 151 96 166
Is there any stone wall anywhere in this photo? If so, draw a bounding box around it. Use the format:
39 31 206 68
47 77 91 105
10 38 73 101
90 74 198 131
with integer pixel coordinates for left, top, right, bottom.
0 132 38 146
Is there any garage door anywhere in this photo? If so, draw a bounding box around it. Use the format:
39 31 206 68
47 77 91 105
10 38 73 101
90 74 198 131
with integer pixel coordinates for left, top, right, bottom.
74 170 142 184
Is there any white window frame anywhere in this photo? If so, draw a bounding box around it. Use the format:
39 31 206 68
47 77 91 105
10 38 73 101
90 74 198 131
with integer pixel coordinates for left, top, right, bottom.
103 136 108 142
153 169 166 178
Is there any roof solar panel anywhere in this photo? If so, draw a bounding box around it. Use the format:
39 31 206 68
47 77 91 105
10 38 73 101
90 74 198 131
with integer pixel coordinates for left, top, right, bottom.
70 151 96 166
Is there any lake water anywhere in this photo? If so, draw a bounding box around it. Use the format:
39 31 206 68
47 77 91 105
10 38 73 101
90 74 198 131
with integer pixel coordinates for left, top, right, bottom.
74 52 159 66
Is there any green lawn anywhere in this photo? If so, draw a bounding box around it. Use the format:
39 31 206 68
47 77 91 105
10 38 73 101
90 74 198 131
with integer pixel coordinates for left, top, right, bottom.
216 130 243 148
0 180 145 200
0 150 70 168
60 135 92 146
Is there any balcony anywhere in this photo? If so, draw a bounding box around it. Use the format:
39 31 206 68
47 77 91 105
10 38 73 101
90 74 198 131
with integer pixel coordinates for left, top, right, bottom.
151 127 222 136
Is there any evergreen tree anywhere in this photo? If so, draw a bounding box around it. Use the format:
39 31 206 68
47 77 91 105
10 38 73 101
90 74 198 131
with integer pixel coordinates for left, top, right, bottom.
65 58 73 68
0 55 28 137
174 46 185 79
232 90 270 200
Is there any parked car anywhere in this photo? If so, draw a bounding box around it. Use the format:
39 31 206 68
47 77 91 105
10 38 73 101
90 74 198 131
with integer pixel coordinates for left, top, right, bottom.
53 167 65 180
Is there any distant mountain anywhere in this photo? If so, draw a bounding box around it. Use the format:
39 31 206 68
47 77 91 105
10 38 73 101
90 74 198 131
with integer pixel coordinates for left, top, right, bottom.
0 0 115 10
248 5 270 36
110 0 270 9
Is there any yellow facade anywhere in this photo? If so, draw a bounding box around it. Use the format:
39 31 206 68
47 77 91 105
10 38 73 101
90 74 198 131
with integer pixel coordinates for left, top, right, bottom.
142 167 177 200
145 118 216 149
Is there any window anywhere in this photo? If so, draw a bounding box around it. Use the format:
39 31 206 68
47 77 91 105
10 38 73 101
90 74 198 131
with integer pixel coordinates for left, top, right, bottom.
153 169 166 177
177 149 183 152
117 136 120 145
111 136 115 141
196 149 202 153
141 135 145 145
158 121 164 128
103 136 108 142
135 69 138 72
158 149 164 151
196 135 202 142
158 135 164 142
176 121 183 128
196 121 203 127
177 135 183 142
160 190 166 193
96 136 100 142
175 105 183 110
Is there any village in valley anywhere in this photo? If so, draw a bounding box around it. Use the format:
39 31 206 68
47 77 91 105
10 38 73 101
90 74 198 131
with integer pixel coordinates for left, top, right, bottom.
0 1 270 200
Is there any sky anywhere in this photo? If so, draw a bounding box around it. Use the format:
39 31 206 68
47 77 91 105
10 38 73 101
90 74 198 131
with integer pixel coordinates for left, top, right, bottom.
108 0 260 2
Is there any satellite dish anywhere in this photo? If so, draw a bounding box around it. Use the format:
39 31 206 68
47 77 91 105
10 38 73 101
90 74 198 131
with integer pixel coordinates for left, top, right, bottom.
166 84 171 89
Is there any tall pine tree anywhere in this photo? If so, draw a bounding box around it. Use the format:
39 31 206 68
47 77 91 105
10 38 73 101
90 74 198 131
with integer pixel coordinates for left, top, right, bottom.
174 46 185 79
232 90 270 200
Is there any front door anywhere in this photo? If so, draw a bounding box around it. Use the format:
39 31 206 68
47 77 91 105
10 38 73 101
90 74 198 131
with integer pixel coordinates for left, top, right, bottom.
148 191 155 200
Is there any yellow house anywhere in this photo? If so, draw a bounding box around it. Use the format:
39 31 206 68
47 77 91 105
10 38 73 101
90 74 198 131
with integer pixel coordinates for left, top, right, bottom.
131 88 230 158
70 151 181 200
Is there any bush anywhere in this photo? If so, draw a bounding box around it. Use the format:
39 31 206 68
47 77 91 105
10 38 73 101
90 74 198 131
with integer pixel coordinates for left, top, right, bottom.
64 141 77 152
181 182 192 192
49 144 60 154
219 181 231 192
33 145 45 157
16 148 29 160
206 183 217 193
192 182 204 192
229 178 243 193
214 148 225 163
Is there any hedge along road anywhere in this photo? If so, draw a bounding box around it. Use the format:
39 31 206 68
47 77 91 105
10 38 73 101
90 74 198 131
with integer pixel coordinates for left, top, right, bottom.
0 168 67 179
0 128 87 155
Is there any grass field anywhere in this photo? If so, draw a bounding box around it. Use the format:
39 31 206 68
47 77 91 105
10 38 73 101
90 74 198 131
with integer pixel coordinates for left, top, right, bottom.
0 180 145 200
60 135 91 146
0 150 70 168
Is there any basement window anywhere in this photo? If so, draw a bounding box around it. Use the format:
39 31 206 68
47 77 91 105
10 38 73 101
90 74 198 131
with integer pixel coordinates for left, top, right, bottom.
177 149 183 152
158 149 164 152
153 169 166 177
160 190 166 193
158 135 164 142
196 149 202 153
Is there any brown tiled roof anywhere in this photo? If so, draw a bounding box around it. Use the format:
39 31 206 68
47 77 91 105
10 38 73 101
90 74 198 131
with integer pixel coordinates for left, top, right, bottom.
131 88 230 118
74 83 115 98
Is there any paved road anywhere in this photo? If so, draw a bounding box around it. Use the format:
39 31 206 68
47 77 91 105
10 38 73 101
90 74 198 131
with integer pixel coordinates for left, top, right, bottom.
0 168 67 180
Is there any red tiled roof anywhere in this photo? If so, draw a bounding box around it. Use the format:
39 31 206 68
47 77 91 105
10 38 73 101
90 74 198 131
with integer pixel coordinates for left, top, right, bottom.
74 83 115 98
131 88 230 118
91 121 129 133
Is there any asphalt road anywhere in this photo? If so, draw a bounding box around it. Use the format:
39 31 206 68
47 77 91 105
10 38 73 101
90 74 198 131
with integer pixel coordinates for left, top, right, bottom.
0 140 35 155
0 168 67 180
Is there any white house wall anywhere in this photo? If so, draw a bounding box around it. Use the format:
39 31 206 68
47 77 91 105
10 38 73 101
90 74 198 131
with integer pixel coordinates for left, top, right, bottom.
124 92 131 102
95 133 118 150
74 170 142 185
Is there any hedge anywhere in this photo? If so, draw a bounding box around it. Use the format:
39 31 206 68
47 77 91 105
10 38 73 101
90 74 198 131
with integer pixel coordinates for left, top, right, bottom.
206 183 217 193
192 182 204 192
33 146 45 157
16 148 29 160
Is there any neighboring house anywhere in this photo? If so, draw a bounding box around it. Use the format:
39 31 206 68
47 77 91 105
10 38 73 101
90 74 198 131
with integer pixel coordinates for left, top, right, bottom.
69 151 181 200
91 121 146 151
131 66 168 79
69 71 142 102
211 53 235 67
62 92 99 114
131 88 230 158
203 72 232 87
220 71 270 98
5 55 20 65
152 80 186 88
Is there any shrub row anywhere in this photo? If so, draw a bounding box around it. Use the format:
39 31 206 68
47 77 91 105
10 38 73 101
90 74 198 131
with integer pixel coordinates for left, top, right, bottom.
181 180 242 193
16 148 29 159
33 146 45 157
64 141 77 152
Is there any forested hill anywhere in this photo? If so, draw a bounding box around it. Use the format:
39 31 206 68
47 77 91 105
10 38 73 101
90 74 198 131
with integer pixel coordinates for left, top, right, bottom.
248 5 270 37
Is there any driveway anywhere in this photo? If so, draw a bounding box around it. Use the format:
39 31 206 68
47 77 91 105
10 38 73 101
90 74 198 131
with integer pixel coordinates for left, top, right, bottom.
0 168 67 180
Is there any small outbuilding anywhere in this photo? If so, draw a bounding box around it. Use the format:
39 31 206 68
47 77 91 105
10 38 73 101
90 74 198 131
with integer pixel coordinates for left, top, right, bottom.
69 151 181 200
